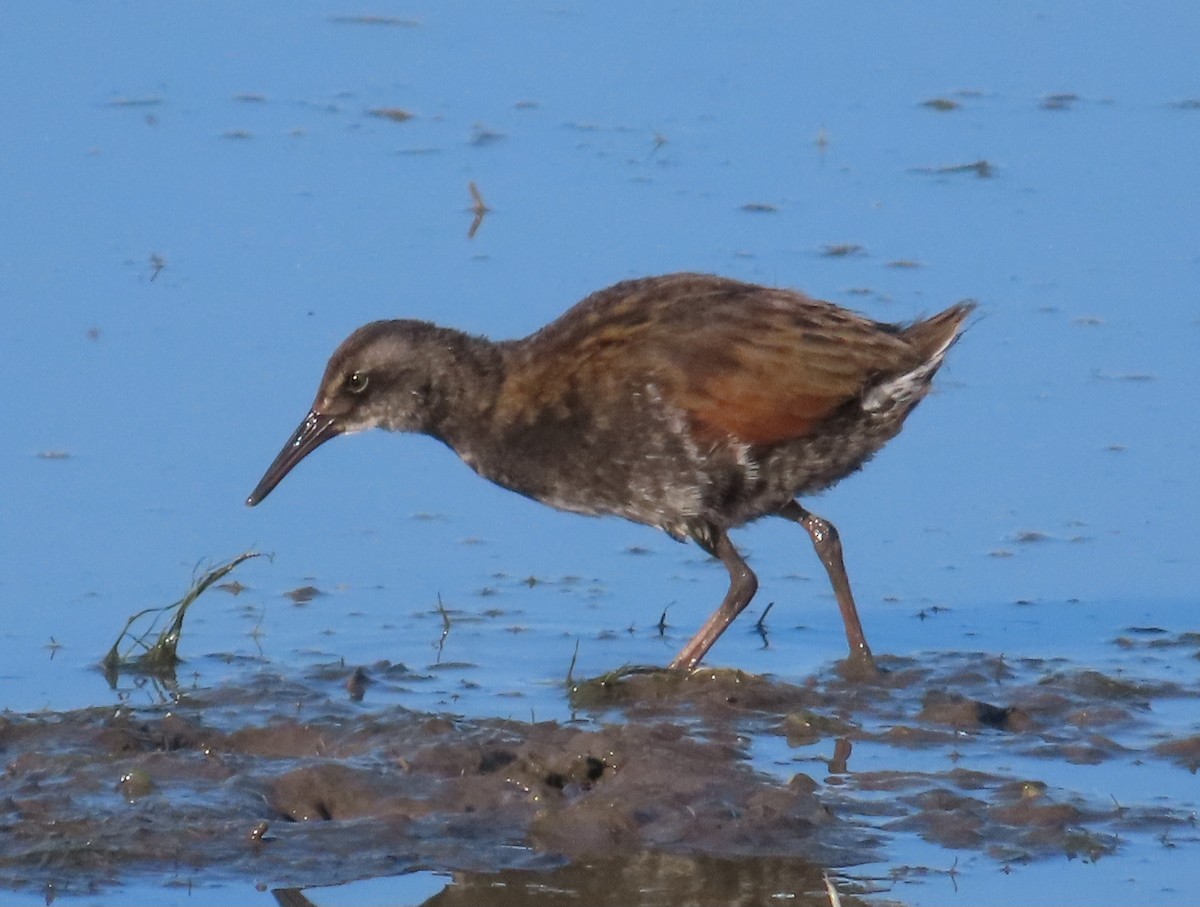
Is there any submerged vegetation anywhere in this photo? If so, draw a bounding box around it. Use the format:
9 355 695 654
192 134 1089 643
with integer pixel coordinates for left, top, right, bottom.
101 552 263 684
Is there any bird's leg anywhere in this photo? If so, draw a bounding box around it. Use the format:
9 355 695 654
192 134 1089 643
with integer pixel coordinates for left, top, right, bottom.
668 525 758 672
779 500 879 678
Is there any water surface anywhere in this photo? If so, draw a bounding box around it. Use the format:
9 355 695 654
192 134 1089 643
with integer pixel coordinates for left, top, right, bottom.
2 3 1198 905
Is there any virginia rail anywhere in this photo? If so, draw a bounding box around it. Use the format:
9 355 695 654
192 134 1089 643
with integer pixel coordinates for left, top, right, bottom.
248 273 974 675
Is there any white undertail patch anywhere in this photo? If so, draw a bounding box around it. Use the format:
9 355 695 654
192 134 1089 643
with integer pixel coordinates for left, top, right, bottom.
862 358 938 413
862 325 960 414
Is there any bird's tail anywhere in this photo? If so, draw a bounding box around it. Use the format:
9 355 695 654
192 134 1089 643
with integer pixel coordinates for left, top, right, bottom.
862 301 976 415
902 300 977 363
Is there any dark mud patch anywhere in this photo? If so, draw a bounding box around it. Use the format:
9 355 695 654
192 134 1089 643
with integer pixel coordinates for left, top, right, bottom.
0 696 861 902
2 645 1199 903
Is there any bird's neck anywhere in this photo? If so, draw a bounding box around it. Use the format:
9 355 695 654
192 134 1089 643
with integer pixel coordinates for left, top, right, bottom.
418 328 509 453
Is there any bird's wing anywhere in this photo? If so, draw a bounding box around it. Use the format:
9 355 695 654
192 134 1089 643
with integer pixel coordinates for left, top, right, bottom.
502 275 917 445
658 305 911 445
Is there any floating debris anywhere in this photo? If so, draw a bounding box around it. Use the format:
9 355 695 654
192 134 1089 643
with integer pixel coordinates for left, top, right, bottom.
107 96 164 108
1041 92 1080 111
470 124 506 146
367 107 413 123
922 97 960 112
1095 370 1157 382
1013 530 1051 544
286 585 321 604
467 181 490 239
328 15 420 27
822 243 866 258
740 202 778 213
911 159 996 179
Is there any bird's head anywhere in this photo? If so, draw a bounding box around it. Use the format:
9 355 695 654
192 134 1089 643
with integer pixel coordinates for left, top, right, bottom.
246 320 447 506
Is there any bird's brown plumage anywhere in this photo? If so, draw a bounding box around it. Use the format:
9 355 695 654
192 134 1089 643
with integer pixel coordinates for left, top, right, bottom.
500 273 965 448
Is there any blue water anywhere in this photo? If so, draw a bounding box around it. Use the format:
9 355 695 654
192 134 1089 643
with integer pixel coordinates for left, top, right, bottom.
3 3 1198 904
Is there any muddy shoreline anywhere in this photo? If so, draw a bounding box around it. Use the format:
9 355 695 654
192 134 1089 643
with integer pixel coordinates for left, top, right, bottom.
4 644 1198 904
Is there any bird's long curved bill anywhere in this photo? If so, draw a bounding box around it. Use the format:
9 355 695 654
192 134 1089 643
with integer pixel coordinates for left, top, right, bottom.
246 410 342 506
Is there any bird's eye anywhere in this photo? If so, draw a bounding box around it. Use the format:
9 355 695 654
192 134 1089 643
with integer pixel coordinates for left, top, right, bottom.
346 372 369 394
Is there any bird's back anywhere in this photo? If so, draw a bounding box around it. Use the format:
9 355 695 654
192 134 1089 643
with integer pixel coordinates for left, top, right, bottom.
476 274 972 535
504 273 966 443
